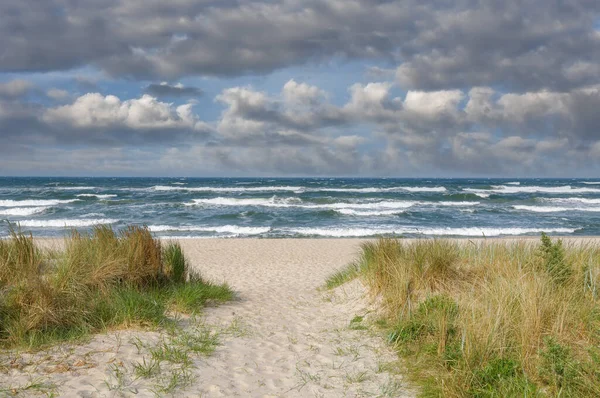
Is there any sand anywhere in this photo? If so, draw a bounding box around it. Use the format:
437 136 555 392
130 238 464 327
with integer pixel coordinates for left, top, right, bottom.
0 239 412 397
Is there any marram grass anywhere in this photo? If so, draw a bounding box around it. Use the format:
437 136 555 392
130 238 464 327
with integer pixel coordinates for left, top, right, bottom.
334 236 600 397
0 225 232 348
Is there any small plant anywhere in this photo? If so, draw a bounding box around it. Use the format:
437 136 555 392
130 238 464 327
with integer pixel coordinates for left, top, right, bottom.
349 315 368 330
163 242 187 284
324 262 363 289
539 337 578 393
539 232 572 284
133 357 161 379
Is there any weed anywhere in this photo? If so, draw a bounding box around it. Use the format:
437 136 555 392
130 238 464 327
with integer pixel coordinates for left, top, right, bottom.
133 357 161 379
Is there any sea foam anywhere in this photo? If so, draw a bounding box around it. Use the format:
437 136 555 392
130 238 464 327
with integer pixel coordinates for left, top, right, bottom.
148 225 270 235
0 207 49 216
514 205 600 213
0 199 79 207
18 219 118 227
465 185 600 195
188 197 417 210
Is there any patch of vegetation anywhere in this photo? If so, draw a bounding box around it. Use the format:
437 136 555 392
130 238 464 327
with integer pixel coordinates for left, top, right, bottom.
0 225 233 348
350 236 600 397
324 262 363 289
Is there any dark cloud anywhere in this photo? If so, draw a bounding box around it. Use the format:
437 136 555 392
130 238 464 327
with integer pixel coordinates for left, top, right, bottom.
145 83 203 98
0 0 597 93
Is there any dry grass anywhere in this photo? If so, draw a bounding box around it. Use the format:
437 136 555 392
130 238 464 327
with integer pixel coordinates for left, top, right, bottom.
346 237 600 397
0 225 233 348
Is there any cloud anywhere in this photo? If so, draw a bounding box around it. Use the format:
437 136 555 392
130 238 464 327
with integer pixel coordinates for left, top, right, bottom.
43 93 206 131
46 89 70 101
0 80 33 99
145 82 203 98
3 78 600 176
0 0 597 94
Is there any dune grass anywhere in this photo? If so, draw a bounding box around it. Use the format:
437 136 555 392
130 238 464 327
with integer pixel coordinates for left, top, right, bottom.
0 225 232 348
335 236 600 397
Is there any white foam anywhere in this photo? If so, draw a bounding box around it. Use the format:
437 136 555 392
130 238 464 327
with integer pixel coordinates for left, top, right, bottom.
544 198 600 204
18 219 118 227
76 194 117 199
287 226 578 237
0 199 79 207
438 201 480 206
153 185 446 194
153 185 305 193
582 182 600 185
0 207 49 216
506 182 521 185
148 225 270 235
514 205 600 213
52 186 96 190
465 185 600 195
319 186 446 193
335 209 404 216
188 197 417 210
401 186 447 192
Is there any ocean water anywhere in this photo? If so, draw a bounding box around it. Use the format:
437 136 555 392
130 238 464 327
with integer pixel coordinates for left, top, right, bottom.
1 177 600 238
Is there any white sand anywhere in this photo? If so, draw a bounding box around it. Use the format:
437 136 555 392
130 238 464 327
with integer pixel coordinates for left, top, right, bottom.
0 239 412 397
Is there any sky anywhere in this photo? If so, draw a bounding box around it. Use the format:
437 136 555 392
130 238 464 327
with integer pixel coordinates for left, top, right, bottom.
1 0 600 177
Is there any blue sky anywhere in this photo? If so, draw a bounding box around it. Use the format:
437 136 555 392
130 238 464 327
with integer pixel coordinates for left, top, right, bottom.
1 1 600 177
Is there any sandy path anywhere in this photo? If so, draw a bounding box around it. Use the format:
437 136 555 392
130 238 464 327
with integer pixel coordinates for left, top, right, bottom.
0 239 411 397
176 239 410 397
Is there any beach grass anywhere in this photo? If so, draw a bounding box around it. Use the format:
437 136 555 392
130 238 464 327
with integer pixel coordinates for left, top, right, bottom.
334 236 600 397
0 225 233 348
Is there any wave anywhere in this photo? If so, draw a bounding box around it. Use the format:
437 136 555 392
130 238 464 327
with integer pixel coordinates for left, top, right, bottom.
544 198 600 205
438 201 480 206
335 209 404 216
148 225 270 235
153 185 446 194
0 199 79 207
514 205 600 213
286 226 578 237
188 197 417 210
18 219 119 227
76 194 118 199
153 185 305 193
0 207 49 216
401 186 447 192
582 182 600 185
506 182 521 185
52 186 97 190
465 185 600 195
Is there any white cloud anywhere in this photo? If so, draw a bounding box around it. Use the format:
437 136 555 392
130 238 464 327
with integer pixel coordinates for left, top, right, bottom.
282 79 326 106
43 93 207 131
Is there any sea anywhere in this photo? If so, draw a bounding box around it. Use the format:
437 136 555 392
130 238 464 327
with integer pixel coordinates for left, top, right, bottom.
1 177 600 239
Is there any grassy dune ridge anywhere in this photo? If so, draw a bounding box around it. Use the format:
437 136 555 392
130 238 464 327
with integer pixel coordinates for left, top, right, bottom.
331 236 600 397
0 225 233 348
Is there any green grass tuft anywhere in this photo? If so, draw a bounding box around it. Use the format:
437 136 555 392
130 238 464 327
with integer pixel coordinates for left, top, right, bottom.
0 225 233 348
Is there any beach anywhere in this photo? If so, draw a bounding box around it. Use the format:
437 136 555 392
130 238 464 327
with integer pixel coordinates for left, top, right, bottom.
1 238 412 397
